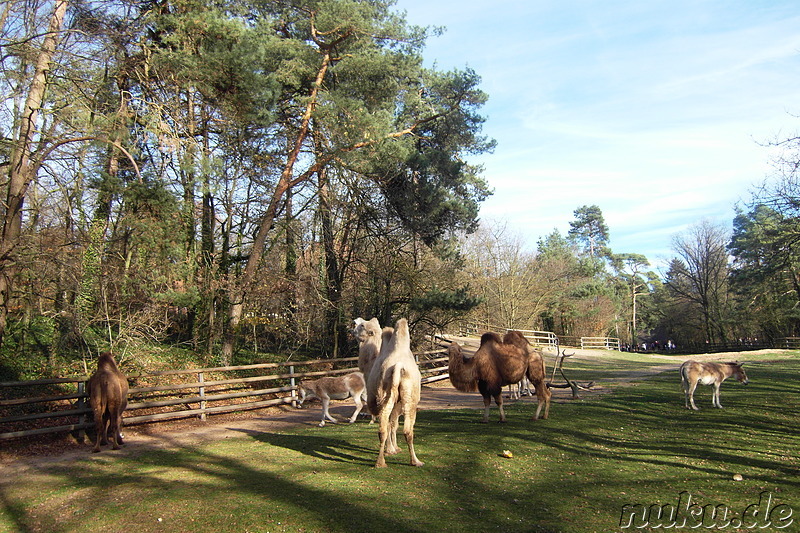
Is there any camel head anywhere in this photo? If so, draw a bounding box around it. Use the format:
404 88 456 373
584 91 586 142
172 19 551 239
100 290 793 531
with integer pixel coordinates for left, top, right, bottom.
446 341 479 393
352 317 381 345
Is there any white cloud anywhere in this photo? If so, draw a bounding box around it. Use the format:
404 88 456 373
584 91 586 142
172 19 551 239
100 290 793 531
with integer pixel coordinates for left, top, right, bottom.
396 0 800 265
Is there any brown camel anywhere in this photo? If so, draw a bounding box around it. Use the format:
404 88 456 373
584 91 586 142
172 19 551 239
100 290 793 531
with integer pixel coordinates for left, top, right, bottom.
87 351 129 452
448 331 551 423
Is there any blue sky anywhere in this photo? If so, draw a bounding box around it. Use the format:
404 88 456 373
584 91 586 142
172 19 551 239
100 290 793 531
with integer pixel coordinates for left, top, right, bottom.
395 0 800 269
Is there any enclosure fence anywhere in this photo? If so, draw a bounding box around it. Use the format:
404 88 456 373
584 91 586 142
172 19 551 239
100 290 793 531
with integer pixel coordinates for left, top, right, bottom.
580 337 621 350
0 349 449 442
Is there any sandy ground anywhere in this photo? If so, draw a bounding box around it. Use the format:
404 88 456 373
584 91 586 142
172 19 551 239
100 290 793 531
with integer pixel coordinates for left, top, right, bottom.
1 341 775 474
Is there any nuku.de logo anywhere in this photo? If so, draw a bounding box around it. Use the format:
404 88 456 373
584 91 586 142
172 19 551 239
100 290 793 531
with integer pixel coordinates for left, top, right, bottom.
619 491 793 529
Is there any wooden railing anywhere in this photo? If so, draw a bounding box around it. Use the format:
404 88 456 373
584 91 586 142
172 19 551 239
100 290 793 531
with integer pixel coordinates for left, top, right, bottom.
509 329 558 347
772 337 800 349
580 337 621 350
1 349 448 442
454 321 559 348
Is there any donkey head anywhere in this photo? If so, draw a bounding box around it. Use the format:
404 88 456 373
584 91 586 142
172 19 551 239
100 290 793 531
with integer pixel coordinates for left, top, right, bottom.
732 363 749 385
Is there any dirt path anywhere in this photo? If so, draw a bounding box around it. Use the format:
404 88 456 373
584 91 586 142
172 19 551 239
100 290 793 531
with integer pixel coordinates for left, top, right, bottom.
0 345 775 474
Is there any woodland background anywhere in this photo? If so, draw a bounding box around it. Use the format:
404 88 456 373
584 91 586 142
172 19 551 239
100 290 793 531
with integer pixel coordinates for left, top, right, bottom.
2 0 800 379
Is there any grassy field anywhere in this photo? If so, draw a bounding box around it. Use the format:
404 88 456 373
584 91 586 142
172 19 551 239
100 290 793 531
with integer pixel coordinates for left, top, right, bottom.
1 352 798 533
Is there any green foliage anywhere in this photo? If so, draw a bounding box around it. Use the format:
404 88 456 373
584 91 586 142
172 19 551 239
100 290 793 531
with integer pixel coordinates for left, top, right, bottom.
363 67 494 245
410 286 481 313
0 0 656 362
568 204 610 258
729 204 800 338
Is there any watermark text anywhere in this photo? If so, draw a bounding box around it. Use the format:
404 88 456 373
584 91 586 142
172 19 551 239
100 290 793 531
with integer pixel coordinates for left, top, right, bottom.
620 491 793 529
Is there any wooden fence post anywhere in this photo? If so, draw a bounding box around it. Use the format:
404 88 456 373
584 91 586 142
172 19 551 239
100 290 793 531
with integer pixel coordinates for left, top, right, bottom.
76 381 87 443
289 365 297 408
198 372 206 421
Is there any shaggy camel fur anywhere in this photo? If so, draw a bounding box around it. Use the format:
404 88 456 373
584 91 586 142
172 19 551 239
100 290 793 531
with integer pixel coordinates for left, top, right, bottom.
352 317 383 378
297 372 367 427
366 318 424 468
448 331 551 423
87 351 129 452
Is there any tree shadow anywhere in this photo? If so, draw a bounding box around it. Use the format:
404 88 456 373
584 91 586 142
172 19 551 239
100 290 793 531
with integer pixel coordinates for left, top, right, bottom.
232 428 375 465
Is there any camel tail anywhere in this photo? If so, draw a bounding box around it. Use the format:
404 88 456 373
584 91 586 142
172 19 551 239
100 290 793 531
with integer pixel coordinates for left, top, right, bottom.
373 365 401 410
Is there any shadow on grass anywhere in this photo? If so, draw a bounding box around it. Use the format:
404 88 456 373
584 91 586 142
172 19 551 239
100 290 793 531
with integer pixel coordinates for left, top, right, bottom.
1 357 797 533
231 428 375 465
0 433 431 533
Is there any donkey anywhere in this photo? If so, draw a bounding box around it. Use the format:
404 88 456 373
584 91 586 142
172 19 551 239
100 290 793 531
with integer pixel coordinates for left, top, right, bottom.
680 360 748 410
296 372 367 427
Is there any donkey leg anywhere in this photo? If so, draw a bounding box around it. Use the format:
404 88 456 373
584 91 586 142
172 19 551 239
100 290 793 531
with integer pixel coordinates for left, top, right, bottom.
349 392 364 423
320 397 336 427
688 383 699 410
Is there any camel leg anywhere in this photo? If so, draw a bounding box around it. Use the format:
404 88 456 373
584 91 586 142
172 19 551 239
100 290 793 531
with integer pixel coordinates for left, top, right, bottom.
495 395 506 423
115 419 125 446
386 403 402 455
482 395 492 423
99 412 110 445
108 410 121 450
92 417 107 453
713 384 722 408
362 391 375 424
532 382 551 420
402 404 424 467
110 423 121 450
375 403 394 468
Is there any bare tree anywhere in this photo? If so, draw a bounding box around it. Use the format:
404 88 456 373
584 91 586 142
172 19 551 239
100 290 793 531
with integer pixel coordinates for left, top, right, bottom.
0 0 69 346
665 220 732 344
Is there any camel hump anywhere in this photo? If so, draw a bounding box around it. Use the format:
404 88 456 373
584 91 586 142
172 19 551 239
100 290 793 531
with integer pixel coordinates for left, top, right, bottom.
503 330 530 347
479 332 502 346
448 342 462 358
392 318 409 345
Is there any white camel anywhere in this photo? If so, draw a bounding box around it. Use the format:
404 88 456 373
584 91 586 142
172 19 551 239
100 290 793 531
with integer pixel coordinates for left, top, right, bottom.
366 318 424 468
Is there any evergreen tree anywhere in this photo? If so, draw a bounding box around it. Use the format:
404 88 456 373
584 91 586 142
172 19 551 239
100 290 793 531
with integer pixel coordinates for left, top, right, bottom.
729 205 800 338
568 205 610 258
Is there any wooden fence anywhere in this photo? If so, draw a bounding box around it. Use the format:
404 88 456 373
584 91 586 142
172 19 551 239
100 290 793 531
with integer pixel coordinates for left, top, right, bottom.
0 349 449 442
580 337 621 350
455 321 559 348
511 329 559 347
773 337 800 349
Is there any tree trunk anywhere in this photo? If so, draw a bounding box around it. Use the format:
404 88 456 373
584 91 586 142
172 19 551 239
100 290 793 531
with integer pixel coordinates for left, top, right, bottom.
220 51 332 364
319 166 344 358
0 0 68 347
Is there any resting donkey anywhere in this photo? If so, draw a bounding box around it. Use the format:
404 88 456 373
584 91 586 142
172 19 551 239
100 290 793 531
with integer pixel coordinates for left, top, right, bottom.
680 360 748 410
